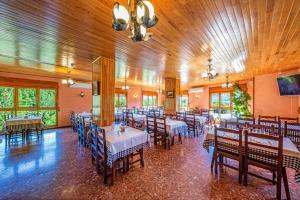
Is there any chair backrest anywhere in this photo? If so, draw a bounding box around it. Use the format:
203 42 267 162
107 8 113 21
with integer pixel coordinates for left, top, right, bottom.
258 119 281 135
214 126 243 155
90 122 97 154
146 115 155 133
259 115 277 122
155 117 166 134
237 117 255 125
185 112 195 127
97 127 107 165
284 122 300 149
278 116 299 123
247 123 275 135
244 128 283 169
176 112 185 121
124 112 134 126
224 121 240 130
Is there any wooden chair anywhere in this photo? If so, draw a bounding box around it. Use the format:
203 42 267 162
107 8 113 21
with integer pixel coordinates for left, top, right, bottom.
77 115 88 146
258 119 281 135
259 115 277 122
224 121 240 130
278 116 299 123
237 117 255 125
146 115 156 143
155 117 170 150
185 112 197 137
176 112 185 121
132 120 145 131
70 111 77 132
244 129 290 200
90 122 97 165
124 112 134 127
284 122 300 150
247 124 275 135
212 127 243 184
195 112 205 134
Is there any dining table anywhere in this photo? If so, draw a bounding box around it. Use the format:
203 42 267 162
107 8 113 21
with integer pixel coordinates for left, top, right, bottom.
166 118 188 136
203 127 300 184
101 124 149 168
5 116 43 132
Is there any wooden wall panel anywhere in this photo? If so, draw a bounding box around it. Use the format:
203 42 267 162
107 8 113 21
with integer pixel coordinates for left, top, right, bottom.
164 78 180 114
92 57 115 127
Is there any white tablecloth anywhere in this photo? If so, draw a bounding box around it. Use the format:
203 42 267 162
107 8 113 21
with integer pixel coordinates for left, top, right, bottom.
196 116 207 124
166 119 187 136
5 116 43 131
102 125 148 167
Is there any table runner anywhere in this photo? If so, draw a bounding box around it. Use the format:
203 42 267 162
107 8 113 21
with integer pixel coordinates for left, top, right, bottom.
203 128 300 183
102 125 148 167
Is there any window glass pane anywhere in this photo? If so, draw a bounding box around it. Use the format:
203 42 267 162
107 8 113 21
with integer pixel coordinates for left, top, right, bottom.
17 110 38 117
114 94 118 107
39 110 57 126
0 111 14 131
18 88 37 107
210 93 219 107
119 94 126 107
40 89 56 107
153 96 157 106
143 95 148 107
181 96 188 107
148 96 154 106
220 93 230 107
0 87 14 108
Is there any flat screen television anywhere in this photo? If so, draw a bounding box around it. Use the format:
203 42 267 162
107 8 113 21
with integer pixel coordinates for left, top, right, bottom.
277 74 300 96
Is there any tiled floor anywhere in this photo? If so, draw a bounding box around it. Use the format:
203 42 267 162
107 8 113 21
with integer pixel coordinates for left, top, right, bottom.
0 128 299 200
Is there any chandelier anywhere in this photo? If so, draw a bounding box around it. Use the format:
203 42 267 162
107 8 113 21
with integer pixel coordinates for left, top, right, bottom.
221 75 233 88
112 0 158 42
122 79 130 90
202 58 218 81
61 70 75 87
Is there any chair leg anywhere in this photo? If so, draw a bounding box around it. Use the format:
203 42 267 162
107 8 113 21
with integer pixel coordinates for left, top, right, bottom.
111 161 116 186
276 169 282 200
243 159 248 186
282 167 291 200
272 170 276 185
140 148 144 167
211 148 215 171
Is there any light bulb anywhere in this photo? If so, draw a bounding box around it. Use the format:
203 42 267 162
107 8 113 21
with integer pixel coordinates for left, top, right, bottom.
62 79 67 84
113 3 129 23
140 25 146 37
68 79 74 85
202 72 208 78
137 4 145 21
211 70 216 76
143 1 155 19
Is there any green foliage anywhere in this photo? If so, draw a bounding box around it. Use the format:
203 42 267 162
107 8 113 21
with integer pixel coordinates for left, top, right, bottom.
211 93 219 107
180 96 188 107
232 83 251 116
0 87 14 108
40 89 56 107
18 88 37 107
143 95 157 108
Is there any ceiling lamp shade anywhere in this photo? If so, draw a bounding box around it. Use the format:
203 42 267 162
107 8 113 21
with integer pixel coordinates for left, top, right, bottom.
122 85 130 90
62 70 75 87
221 75 233 88
112 3 130 31
202 58 218 81
112 0 158 42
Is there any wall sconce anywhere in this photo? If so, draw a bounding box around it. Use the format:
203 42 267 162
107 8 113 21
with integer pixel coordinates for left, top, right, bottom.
195 94 200 99
80 91 85 98
133 94 138 99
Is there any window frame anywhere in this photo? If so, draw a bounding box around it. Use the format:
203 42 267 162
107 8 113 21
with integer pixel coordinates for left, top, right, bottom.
0 78 58 128
180 94 189 111
114 92 127 112
142 94 158 109
209 92 232 112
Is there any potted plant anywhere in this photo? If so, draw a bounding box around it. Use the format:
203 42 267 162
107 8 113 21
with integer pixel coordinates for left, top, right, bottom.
231 83 251 117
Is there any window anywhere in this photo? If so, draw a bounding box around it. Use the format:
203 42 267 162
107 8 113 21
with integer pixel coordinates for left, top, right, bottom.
180 95 189 111
142 95 157 109
0 85 58 131
115 93 127 112
210 92 232 119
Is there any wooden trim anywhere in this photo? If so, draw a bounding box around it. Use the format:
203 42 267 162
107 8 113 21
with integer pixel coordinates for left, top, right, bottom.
180 90 189 95
0 77 58 88
142 91 158 96
115 88 128 94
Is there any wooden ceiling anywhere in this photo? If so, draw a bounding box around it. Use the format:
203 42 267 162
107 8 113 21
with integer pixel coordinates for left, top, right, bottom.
0 0 299 89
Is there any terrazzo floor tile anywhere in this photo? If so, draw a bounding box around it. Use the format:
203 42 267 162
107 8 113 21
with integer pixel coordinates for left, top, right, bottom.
0 128 299 200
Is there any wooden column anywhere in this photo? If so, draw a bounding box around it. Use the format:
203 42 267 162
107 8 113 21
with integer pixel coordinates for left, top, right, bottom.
164 78 180 115
92 57 115 126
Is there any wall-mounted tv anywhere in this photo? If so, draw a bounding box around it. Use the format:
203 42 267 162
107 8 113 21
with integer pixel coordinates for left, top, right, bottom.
277 74 300 96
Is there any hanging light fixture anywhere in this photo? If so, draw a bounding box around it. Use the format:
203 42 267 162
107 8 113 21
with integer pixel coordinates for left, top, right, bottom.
221 75 233 88
112 0 158 42
122 79 130 90
201 58 218 81
61 69 75 87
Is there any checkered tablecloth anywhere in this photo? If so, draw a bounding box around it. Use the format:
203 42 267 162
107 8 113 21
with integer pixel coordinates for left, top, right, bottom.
203 128 300 183
5 117 43 132
102 125 149 167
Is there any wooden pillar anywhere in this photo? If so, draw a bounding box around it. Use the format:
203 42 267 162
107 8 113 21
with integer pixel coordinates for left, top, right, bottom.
164 78 180 115
92 57 115 126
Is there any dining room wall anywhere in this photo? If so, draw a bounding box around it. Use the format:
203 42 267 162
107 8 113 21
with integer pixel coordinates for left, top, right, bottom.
253 71 299 118
0 72 92 127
